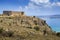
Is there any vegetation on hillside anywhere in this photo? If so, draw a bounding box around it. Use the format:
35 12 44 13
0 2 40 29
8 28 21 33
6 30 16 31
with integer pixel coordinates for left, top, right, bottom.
0 16 59 40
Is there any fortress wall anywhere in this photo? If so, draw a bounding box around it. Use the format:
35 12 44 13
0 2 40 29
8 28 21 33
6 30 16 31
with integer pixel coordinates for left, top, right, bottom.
3 11 12 16
11 11 24 16
3 11 24 16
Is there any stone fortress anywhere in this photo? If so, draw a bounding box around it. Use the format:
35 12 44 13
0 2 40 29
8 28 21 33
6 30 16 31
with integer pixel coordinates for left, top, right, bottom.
2 11 25 16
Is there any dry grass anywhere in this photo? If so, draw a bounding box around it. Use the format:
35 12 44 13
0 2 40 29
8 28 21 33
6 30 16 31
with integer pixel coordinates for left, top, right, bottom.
0 16 60 40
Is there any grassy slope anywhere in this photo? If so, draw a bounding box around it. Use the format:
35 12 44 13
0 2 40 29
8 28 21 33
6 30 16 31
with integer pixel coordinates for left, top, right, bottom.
0 16 60 40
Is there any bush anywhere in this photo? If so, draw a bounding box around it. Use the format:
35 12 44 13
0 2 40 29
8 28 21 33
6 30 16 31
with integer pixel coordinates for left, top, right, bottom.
9 23 11 26
33 16 36 18
43 30 47 35
8 17 12 19
7 31 14 37
21 20 24 24
0 20 3 23
34 20 38 25
34 26 39 31
2 30 14 37
0 28 3 33
56 32 60 37
0 28 14 37
26 27 32 29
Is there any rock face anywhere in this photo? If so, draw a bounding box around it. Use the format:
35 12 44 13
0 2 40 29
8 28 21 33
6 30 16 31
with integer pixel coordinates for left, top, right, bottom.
0 11 60 40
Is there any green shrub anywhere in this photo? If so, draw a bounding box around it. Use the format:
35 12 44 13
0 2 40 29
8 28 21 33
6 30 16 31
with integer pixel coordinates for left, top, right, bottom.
34 20 38 25
34 26 39 31
0 20 3 23
43 30 47 35
21 20 24 24
33 16 36 18
56 32 60 37
0 28 3 33
26 27 32 29
52 31 56 35
6 31 14 37
9 23 11 26
2 30 14 37
8 17 12 19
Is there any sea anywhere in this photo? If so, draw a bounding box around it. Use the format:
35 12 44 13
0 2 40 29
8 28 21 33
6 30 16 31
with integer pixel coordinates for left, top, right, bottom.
38 15 60 32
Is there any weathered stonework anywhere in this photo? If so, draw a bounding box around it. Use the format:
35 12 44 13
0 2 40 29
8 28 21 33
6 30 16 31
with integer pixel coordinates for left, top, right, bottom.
3 11 24 16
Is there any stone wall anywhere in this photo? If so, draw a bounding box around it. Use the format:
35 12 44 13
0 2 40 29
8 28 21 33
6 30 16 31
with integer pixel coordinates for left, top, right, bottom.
3 11 24 16
3 11 11 16
11 11 24 16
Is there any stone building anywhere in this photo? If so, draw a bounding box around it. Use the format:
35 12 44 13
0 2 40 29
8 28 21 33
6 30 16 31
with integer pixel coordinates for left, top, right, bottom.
3 11 24 16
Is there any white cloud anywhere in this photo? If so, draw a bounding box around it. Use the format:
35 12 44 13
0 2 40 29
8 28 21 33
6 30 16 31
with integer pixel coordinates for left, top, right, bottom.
31 0 49 4
19 0 60 11
50 2 60 7
18 0 60 15
25 2 41 10
19 2 42 16
19 2 41 11
30 0 52 8
56 2 60 6
19 6 25 11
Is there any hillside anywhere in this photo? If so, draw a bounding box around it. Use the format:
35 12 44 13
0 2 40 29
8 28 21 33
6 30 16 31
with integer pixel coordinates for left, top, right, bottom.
0 15 60 40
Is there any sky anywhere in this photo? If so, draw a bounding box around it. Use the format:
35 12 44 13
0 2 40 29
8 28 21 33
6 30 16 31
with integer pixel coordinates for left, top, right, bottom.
0 0 60 16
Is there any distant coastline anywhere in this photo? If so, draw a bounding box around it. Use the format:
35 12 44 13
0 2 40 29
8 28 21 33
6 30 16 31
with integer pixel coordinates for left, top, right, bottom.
37 15 60 19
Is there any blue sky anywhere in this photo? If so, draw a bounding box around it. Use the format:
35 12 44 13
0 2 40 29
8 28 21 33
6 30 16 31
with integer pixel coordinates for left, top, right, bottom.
0 0 60 16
